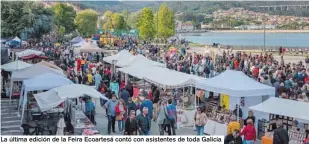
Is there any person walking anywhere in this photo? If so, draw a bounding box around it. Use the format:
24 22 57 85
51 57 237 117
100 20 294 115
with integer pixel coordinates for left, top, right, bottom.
119 88 130 105
224 129 243 144
105 95 118 134
115 99 127 134
152 86 160 121
127 97 137 116
87 71 93 85
273 120 289 144
244 110 256 126
157 101 167 135
194 107 207 135
166 99 177 135
137 107 151 135
94 71 102 90
140 95 153 120
84 97 96 125
124 110 138 135
227 115 241 135
240 119 256 144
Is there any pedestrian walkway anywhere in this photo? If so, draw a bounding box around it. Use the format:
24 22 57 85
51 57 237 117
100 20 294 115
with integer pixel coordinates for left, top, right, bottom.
1 99 23 135
93 99 196 135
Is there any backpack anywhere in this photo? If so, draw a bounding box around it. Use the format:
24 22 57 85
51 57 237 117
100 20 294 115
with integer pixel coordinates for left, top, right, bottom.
166 106 175 122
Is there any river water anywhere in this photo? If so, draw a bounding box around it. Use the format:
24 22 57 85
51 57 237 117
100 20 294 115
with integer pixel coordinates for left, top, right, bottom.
181 32 309 48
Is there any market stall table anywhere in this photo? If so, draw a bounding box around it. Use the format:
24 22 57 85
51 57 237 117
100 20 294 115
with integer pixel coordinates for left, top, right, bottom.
71 109 95 135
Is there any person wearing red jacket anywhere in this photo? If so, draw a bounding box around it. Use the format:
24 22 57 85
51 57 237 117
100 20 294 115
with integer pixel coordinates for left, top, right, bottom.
240 119 256 144
115 99 127 134
304 138 309 144
77 57 81 72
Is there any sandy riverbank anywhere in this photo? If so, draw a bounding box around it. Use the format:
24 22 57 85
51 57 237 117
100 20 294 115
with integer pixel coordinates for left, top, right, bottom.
211 30 309 33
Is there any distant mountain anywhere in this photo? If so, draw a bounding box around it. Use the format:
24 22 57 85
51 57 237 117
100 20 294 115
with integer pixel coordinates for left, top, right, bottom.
66 1 309 17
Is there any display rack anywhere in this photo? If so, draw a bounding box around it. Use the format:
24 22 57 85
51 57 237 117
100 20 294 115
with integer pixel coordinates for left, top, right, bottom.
268 114 293 131
257 119 269 139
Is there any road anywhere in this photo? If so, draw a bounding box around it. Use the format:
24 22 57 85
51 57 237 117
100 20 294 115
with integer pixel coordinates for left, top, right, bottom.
92 99 196 135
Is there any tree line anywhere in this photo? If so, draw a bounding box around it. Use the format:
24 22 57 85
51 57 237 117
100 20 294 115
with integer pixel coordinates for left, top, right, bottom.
1 1 175 41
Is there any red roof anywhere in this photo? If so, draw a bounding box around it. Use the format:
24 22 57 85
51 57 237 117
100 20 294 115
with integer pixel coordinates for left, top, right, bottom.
21 54 48 60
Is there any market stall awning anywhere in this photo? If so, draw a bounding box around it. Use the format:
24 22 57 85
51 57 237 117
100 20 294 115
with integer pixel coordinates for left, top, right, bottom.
23 73 72 91
75 42 104 53
195 70 275 97
21 54 48 60
144 67 202 89
116 54 165 68
103 50 132 64
11 64 64 81
1 60 32 71
38 61 63 71
34 84 103 111
249 97 309 121
118 65 150 79
12 36 21 42
15 49 44 58
120 65 205 89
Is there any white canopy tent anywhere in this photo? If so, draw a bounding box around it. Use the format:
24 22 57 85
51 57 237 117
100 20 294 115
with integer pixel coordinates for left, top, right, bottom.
103 50 132 64
195 70 275 97
19 73 73 123
33 84 105 112
195 70 276 121
1 60 32 71
74 42 104 54
12 36 21 42
118 65 152 79
249 97 309 121
9 64 64 104
144 66 206 89
15 49 44 58
119 65 205 89
115 54 165 68
38 61 63 72
11 64 64 81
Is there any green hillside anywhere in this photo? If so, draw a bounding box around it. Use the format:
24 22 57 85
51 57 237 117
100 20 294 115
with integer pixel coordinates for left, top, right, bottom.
70 1 309 17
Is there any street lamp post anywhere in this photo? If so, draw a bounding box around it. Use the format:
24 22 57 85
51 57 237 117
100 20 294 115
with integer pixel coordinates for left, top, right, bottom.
263 15 266 52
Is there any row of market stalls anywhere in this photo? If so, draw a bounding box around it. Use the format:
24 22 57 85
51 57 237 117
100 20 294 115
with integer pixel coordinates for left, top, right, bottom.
2 60 107 135
103 50 309 143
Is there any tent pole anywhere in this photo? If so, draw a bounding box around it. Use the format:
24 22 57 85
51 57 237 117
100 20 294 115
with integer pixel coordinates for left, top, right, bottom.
194 87 197 108
9 80 13 106
237 97 240 122
20 91 27 125
18 85 25 113
183 87 185 109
